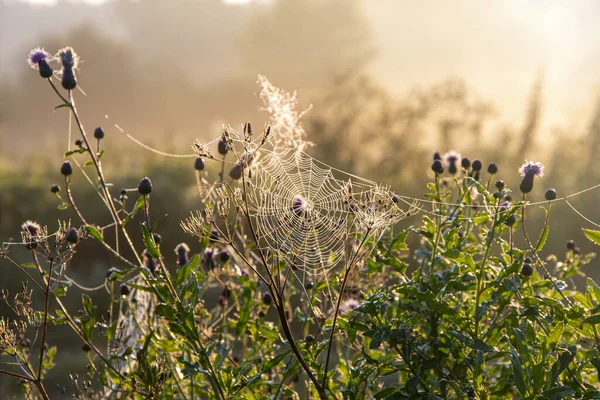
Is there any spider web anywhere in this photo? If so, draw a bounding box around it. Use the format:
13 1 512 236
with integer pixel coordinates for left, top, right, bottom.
211 127 416 276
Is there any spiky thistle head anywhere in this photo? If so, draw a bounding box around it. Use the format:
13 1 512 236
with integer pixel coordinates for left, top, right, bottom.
27 48 50 69
519 161 544 178
57 47 79 70
442 151 461 175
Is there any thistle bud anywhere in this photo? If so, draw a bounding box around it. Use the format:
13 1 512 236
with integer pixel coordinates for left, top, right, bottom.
431 160 444 175
461 158 471 169
304 281 314 290
433 152 441 161
471 160 482 171
566 240 576 251
65 227 79 244
120 283 130 296
518 161 544 195
50 184 60 194
153 233 161 244
219 251 230 263
305 334 315 343
262 292 273 306
138 177 152 195
175 243 190 266
229 164 243 180
94 127 105 140
545 189 557 201
204 248 215 270
495 180 504 191
218 138 229 155
61 67 77 90
521 263 533 276
194 156 205 171
58 47 79 90
504 214 516 227
487 163 498 174
222 286 231 299
142 250 158 274
61 160 73 176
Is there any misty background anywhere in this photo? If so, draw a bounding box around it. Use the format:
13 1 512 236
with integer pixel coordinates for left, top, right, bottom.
1 0 600 397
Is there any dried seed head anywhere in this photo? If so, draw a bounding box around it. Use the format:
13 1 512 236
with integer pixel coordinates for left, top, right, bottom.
138 177 152 195
21 221 41 237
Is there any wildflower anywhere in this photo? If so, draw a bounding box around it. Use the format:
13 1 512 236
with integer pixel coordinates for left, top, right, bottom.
65 227 79 244
57 47 79 90
194 156 205 171
487 163 498 174
339 298 360 313
545 188 557 201
292 194 306 216
61 160 73 176
138 177 152 195
142 249 158 273
519 161 544 194
94 127 105 140
431 160 444 175
203 248 215 270
175 243 190 266
50 184 60 194
442 151 461 175
21 221 41 249
28 48 53 78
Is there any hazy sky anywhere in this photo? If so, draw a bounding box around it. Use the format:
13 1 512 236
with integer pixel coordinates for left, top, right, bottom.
4 0 600 134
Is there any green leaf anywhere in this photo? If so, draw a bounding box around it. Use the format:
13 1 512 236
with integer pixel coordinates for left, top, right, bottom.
510 347 528 397
374 387 400 399
535 225 550 252
54 103 70 111
261 350 291 374
83 160 94 167
584 314 600 325
123 196 145 226
583 229 600 246
546 322 564 350
84 225 103 241
57 203 69 211
174 255 200 287
141 224 160 259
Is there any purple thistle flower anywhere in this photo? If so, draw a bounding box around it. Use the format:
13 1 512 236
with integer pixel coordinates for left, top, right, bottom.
519 161 544 178
57 47 79 69
519 161 544 194
442 151 461 175
27 48 50 69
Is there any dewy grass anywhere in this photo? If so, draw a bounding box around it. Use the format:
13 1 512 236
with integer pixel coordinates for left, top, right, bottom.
1 45 600 399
